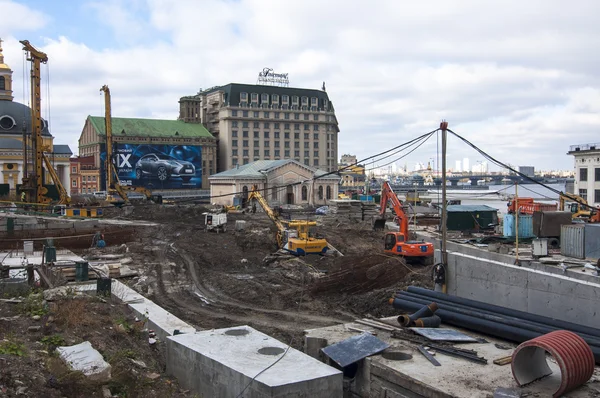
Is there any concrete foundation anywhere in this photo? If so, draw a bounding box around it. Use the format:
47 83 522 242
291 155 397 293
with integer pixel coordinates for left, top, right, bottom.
433 248 600 329
305 319 600 398
166 325 343 397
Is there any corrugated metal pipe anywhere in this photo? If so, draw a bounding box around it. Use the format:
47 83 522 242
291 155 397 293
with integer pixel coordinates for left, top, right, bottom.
390 289 600 364
512 330 595 397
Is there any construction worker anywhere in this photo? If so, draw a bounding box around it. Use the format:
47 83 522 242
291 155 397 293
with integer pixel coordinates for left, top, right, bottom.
20 190 26 202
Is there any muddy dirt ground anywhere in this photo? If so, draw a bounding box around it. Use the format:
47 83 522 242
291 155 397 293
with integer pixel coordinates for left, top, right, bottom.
0 292 190 398
84 204 434 349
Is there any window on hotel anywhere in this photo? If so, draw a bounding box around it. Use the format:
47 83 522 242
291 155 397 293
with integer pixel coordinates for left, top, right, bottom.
240 92 248 102
72 166 77 173
580 168 588 181
595 168 600 181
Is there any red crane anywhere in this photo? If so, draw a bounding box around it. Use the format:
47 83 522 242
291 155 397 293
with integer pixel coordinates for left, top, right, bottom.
374 181 435 265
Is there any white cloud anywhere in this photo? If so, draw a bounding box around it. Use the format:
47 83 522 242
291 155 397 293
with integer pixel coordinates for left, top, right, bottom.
2 0 600 171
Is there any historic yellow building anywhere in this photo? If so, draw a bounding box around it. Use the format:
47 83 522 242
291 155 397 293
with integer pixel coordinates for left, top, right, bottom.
0 39 72 197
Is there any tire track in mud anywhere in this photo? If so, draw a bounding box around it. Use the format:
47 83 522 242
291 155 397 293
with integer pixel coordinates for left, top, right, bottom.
149 239 349 337
170 243 351 327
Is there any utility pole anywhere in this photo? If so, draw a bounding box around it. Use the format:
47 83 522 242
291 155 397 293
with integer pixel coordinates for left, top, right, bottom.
515 182 519 264
440 121 448 268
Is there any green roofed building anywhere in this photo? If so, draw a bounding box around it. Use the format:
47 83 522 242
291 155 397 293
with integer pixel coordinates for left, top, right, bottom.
78 115 217 190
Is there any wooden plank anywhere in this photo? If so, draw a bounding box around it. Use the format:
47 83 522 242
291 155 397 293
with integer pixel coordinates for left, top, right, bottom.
355 319 395 332
493 356 512 366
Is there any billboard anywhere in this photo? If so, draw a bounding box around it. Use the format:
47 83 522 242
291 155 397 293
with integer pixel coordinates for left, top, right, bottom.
100 144 202 190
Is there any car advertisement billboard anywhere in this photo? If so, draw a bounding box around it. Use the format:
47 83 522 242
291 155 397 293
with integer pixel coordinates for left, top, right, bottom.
100 144 202 189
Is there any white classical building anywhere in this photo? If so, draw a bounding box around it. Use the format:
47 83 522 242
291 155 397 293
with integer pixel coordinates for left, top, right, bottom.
208 159 340 207
568 143 600 206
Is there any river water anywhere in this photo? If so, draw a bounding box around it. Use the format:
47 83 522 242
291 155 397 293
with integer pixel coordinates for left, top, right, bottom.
422 183 566 214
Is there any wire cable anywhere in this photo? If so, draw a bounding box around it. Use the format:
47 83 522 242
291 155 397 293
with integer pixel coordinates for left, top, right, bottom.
447 129 598 212
364 132 435 172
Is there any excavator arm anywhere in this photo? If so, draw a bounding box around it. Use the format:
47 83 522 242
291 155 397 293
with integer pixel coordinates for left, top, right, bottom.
374 181 409 236
248 185 286 233
248 185 287 248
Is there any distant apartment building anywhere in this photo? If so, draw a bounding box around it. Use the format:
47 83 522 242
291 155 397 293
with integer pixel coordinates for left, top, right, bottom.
179 83 340 173
70 155 97 195
519 166 535 177
339 154 357 166
568 143 600 206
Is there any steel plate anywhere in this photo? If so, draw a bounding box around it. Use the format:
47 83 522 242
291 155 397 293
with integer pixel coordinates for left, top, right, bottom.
321 333 390 368
409 328 478 342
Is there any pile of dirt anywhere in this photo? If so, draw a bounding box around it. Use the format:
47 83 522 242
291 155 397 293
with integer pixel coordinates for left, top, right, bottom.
311 254 410 294
0 290 190 398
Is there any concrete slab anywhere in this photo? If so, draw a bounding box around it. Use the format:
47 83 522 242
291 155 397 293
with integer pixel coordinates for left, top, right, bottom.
110 280 195 340
167 325 343 397
0 250 84 268
305 318 600 398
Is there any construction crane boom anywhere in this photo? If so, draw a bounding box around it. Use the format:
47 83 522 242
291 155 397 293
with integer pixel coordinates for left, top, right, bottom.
100 85 161 205
42 152 70 205
20 40 49 204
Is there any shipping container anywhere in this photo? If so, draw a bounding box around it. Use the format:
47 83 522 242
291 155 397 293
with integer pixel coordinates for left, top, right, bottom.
584 224 600 260
532 211 573 238
561 224 585 259
503 214 534 239
446 205 499 232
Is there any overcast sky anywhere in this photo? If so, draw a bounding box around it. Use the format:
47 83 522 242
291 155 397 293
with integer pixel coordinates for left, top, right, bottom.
2 0 599 172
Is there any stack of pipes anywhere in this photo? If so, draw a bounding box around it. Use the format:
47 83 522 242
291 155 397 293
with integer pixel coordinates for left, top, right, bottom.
390 286 600 364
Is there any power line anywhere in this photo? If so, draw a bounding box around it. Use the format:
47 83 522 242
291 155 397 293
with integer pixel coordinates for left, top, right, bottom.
447 129 598 212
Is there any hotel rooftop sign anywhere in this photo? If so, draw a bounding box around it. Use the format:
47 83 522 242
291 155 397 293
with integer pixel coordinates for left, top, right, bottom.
257 67 289 87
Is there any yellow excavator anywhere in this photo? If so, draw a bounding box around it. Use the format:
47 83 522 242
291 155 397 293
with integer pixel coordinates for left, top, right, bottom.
558 192 600 222
247 185 328 255
100 85 162 206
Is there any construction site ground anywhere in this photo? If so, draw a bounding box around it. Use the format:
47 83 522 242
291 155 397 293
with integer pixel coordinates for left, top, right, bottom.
0 293 190 397
85 204 435 350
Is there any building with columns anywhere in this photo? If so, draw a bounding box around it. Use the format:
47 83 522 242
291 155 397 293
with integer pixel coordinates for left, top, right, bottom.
0 39 72 198
208 159 340 207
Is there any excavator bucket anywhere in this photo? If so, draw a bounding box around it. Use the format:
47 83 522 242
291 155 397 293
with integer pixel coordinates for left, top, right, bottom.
373 218 387 231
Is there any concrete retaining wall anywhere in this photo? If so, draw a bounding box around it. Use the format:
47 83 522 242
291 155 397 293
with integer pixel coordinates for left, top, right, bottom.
435 249 600 329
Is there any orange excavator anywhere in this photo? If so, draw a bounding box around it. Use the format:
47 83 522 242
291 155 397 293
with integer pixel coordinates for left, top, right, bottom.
374 181 435 265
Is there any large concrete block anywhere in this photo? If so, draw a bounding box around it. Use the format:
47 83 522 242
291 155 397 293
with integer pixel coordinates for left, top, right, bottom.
526 289 598 329
455 276 529 311
166 326 343 397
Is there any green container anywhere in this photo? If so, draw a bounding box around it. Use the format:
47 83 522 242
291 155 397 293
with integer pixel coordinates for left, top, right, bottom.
96 277 112 296
75 261 89 282
45 246 57 263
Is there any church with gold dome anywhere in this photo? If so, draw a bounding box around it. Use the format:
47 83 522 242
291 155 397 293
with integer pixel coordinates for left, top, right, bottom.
0 39 72 198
